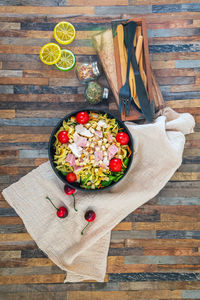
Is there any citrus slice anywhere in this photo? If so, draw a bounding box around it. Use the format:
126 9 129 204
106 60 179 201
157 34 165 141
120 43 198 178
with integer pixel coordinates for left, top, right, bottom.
55 49 76 71
54 21 75 45
40 43 61 65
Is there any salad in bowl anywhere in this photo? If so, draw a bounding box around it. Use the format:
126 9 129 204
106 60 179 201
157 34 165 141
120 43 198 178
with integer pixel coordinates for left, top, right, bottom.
48 109 133 191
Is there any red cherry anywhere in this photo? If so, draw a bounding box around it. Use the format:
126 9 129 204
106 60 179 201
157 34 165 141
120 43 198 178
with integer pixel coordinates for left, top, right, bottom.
66 172 77 183
64 185 75 195
85 210 96 222
116 132 129 145
64 185 77 212
46 196 68 219
58 131 69 143
76 111 89 124
57 206 68 218
81 210 96 235
109 158 122 172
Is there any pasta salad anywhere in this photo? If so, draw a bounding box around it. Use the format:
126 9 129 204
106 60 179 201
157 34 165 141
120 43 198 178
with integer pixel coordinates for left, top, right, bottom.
53 111 132 189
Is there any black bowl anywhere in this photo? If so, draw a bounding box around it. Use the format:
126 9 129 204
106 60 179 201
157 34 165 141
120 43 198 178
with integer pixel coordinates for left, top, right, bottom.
48 109 133 191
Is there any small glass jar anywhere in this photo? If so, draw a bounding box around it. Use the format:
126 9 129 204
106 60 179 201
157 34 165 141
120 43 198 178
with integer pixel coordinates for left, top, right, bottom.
84 81 109 105
76 61 101 84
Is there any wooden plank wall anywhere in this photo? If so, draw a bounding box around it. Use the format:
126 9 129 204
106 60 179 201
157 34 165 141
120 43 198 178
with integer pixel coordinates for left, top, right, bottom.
0 1 200 299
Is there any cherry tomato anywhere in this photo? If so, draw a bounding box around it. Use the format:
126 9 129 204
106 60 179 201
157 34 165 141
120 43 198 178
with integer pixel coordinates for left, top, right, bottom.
58 131 69 143
116 132 129 145
66 172 77 183
76 111 89 124
109 158 122 172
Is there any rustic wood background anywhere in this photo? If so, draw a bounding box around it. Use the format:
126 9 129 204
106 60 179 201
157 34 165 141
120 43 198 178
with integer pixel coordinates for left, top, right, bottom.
0 1 200 299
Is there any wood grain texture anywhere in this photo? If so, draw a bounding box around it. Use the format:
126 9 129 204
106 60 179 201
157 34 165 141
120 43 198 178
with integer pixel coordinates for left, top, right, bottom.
67 0 128 5
0 45 96 55
67 290 182 299
0 6 94 15
0 29 101 40
0 2 199 299
0 22 20 30
0 77 49 85
0 110 15 119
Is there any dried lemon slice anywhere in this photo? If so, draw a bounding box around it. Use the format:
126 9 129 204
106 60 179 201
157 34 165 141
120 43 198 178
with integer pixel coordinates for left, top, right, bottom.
40 43 61 65
54 21 75 45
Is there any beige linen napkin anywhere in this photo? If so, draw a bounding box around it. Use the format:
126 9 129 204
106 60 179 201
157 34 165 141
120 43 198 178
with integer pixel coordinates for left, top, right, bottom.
2 108 195 282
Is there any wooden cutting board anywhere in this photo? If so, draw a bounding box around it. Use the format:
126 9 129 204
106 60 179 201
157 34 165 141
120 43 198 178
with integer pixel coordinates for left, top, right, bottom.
93 18 165 121
112 17 155 121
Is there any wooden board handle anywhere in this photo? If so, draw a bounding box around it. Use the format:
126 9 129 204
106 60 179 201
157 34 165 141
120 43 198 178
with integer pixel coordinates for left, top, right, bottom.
136 35 143 64
116 24 127 85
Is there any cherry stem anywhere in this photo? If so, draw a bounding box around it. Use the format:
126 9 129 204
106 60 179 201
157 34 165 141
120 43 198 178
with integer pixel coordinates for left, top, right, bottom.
46 196 58 211
81 222 89 235
72 194 77 212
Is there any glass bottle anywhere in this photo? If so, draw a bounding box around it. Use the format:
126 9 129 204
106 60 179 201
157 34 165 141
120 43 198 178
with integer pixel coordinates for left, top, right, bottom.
84 81 109 104
76 61 101 84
